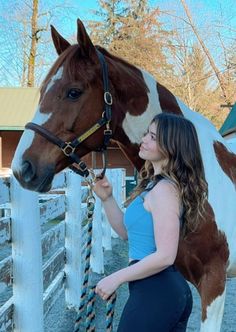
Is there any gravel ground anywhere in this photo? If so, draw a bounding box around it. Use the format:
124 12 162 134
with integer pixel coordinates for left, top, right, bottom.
45 238 236 332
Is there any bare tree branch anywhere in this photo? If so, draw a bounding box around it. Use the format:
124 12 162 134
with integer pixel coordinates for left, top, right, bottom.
180 0 231 104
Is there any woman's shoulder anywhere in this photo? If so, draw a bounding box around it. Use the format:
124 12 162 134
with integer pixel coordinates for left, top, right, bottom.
145 178 180 214
148 177 180 200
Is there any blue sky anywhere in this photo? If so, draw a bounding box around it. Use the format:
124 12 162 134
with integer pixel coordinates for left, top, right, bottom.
70 0 236 23
0 0 235 86
55 0 235 46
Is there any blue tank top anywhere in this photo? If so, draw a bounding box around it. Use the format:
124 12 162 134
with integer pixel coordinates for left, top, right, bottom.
124 190 156 260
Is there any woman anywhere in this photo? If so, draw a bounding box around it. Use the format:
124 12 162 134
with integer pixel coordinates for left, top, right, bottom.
93 113 208 331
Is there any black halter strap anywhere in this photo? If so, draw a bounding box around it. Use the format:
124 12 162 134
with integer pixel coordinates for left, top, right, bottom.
25 49 113 178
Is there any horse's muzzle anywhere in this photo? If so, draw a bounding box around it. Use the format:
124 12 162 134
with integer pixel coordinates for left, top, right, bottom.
13 160 55 193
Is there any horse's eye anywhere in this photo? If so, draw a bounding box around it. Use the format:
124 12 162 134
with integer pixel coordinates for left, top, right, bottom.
67 88 82 100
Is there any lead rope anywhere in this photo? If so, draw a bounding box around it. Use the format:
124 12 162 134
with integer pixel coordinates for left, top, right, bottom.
74 176 117 332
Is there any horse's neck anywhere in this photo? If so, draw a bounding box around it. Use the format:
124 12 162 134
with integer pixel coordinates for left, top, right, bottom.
109 59 185 170
110 57 223 146
109 59 183 169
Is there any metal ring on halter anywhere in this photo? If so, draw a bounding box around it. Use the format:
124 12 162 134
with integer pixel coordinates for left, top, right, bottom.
104 91 113 105
62 142 76 156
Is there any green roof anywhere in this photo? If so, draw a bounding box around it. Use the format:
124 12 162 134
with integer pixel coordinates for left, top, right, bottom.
0 87 40 130
219 103 236 136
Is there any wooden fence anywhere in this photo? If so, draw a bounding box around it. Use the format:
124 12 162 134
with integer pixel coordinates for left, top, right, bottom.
0 168 126 332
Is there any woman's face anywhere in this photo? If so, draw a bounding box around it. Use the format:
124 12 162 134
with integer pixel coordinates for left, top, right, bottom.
139 122 165 163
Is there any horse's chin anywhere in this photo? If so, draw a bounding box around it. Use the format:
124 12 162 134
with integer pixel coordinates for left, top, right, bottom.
16 175 53 193
35 175 54 193
13 168 54 193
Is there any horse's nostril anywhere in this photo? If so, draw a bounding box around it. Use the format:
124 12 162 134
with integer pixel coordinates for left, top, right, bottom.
21 160 36 183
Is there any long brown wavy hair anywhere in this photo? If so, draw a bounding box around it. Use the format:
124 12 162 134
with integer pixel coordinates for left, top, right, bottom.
128 113 208 237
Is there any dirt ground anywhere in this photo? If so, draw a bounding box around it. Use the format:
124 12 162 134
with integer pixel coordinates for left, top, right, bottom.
45 237 236 332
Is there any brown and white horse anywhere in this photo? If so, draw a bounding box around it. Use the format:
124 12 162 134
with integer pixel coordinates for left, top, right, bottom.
12 19 236 331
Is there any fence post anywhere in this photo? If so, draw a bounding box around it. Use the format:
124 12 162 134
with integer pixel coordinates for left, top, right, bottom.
109 169 119 238
91 196 104 274
120 168 126 207
11 176 44 332
101 206 112 250
101 169 112 250
64 170 82 309
116 169 125 210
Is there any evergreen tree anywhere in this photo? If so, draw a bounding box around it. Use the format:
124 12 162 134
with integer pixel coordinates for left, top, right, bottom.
88 0 174 82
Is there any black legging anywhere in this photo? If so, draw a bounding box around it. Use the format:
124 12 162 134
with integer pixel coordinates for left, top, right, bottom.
117 262 192 332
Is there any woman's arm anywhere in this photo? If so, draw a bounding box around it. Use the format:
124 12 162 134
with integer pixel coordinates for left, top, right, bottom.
93 177 128 240
102 196 128 240
115 180 180 281
95 180 180 299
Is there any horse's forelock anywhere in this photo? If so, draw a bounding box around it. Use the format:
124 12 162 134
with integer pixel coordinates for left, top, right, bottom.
41 45 98 94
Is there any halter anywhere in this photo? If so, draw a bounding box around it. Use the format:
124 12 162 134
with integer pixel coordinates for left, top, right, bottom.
25 49 113 178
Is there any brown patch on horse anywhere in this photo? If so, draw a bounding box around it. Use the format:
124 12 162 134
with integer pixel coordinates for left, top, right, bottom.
96 46 149 117
102 50 183 118
176 201 229 320
214 141 236 184
156 82 183 115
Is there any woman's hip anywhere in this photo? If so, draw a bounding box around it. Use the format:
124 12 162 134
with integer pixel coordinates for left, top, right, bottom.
128 262 191 299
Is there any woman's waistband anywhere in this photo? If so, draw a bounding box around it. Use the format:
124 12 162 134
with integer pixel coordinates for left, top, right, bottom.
128 260 177 272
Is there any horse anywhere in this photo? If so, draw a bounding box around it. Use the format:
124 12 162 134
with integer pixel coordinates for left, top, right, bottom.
12 19 236 332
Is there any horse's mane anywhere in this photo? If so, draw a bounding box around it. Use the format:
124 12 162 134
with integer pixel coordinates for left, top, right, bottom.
96 45 150 95
95 45 139 73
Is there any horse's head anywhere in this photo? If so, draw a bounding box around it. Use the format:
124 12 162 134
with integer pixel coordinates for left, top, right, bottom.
12 19 113 192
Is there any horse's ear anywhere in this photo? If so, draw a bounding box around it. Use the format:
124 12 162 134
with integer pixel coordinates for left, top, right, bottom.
50 25 71 55
77 19 96 57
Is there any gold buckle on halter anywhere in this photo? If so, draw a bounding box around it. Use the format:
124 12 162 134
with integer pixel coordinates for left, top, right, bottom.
62 142 76 156
104 91 113 105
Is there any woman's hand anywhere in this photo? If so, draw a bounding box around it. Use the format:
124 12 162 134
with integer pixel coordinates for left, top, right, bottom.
92 176 113 202
95 273 121 300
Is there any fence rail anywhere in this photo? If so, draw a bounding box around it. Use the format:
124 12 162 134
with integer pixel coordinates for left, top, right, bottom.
0 168 126 332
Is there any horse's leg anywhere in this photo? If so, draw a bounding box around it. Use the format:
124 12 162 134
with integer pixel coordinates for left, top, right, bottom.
197 263 227 332
176 201 230 332
200 290 226 332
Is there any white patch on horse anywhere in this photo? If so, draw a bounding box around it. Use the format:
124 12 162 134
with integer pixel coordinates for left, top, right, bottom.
122 70 162 144
45 66 63 94
11 106 52 172
200 291 226 332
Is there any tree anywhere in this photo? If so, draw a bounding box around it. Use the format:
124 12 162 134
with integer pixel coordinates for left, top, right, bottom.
0 0 77 87
88 0 174 83
169 39 217 114
88 0 124 48
0 0 46 87
180 0 230 105
27 0 39 87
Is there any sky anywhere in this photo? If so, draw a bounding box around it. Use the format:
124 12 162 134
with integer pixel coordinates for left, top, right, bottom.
0 0 235 86
0 0 234 46
50 0 235 57
64 0 236 28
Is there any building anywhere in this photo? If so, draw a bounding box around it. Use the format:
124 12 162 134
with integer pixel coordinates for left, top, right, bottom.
0 87 136 176
219 103 236 139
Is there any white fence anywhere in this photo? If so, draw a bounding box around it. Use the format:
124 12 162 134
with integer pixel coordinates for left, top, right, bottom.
0 168 126 332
